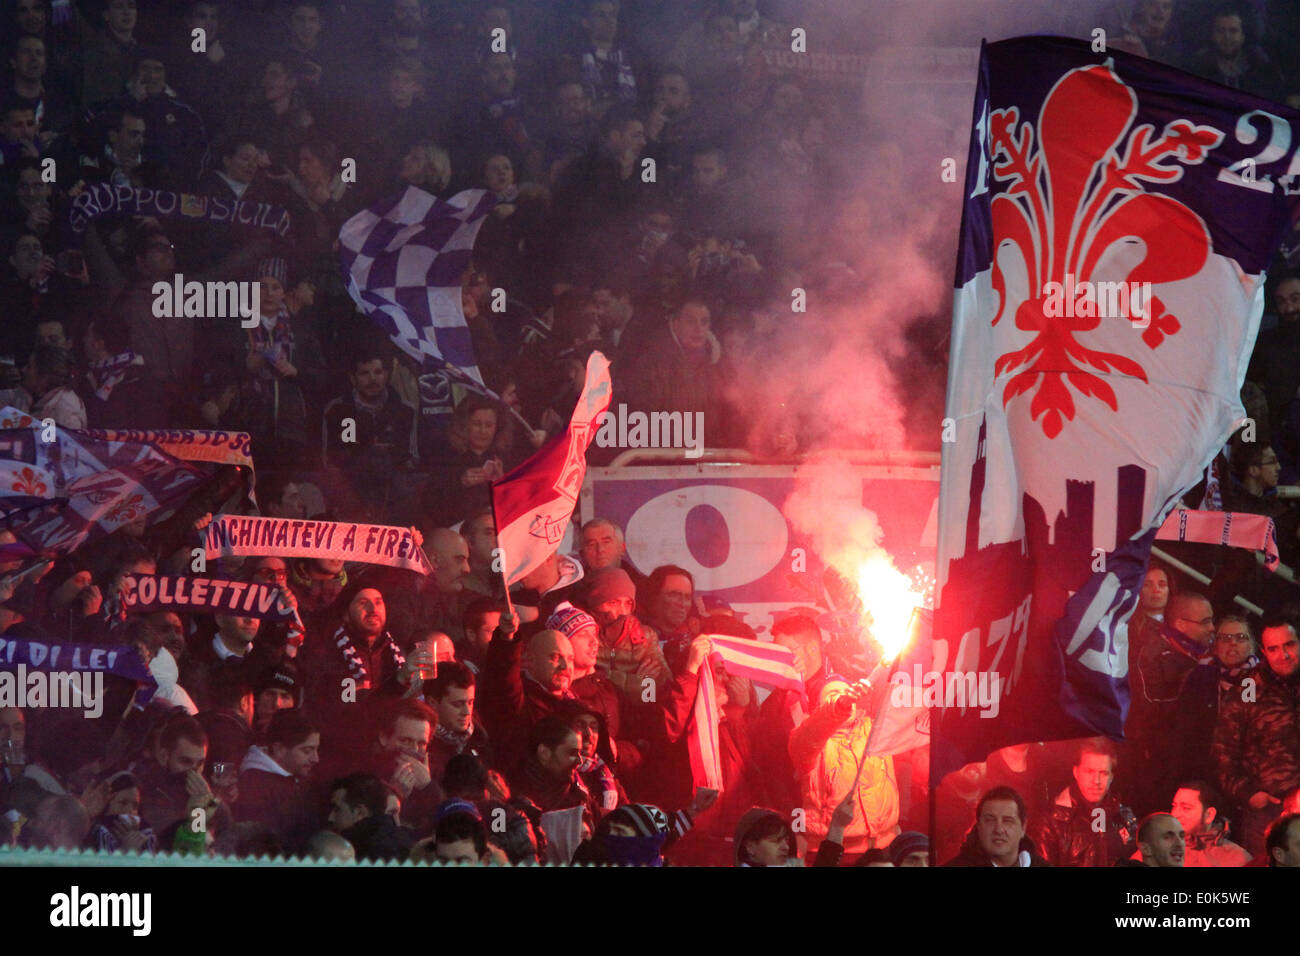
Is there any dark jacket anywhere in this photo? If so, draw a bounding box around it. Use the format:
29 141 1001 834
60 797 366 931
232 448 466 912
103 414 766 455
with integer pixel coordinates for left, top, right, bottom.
1121 625 1220 816
1211 662 1300 807
196 708 254 769
572 669 642 774
509 755 598 819
479 628 571 773
342 812 418 862
755 669 829 814
299 624 406 758
943 830 1052 867
1032 781 1134 867
79 358 167 430
650 667 767 865
178 634 251 715
427 720 492 789
322 386 415 470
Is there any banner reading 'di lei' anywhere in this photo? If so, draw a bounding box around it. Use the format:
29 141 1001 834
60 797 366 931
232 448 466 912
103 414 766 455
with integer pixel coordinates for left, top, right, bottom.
935 36 1300 775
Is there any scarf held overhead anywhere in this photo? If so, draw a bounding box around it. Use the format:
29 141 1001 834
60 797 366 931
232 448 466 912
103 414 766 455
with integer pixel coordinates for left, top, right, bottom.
67 183 291 238
204 514 433 574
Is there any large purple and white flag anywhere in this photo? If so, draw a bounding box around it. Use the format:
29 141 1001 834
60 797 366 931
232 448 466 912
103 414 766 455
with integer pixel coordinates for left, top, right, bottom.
0 408 205 555
339 186 496 384
935 36 1300 774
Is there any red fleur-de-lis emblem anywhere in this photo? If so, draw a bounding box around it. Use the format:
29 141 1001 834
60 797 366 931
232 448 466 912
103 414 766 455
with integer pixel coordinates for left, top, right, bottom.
10 466 47 497
106 493 145 524
988 62 1224 438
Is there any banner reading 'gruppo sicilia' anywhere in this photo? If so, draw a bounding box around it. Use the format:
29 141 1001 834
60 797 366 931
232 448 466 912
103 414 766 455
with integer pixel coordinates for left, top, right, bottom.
935 36 1300 774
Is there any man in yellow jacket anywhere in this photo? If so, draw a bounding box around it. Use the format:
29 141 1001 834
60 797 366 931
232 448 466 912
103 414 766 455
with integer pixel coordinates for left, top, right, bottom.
789 678 900 863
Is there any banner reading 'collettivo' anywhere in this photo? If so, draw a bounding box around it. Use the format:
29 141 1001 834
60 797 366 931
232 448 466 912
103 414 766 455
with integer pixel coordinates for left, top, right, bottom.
119 574 296 621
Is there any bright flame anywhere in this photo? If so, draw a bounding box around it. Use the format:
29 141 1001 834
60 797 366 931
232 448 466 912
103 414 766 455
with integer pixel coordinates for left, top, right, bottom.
856 552 924 662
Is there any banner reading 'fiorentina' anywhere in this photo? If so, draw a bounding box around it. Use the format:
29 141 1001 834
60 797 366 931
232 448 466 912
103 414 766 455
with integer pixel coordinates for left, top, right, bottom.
935 36 1300 775
203 515 432 575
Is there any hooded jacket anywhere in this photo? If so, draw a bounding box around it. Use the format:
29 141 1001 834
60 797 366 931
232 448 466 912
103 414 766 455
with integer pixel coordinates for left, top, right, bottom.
342 812 418 862
788 689 900 856
510 754 599 819
236 746 317 854
593 614 671 705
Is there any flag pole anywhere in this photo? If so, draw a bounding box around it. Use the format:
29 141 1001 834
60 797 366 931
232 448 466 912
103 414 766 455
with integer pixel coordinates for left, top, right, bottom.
496 541 515 619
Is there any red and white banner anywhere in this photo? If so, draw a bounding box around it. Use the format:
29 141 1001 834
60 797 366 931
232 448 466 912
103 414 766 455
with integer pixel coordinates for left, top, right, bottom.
491 352 612 586
934 36 1300 775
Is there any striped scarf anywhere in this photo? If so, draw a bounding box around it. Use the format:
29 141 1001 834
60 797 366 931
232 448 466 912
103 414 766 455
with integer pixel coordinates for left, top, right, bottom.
581 47 636 105
688 635 803 791
332 624 404 691
434 722 470 752
246 309 294 381
87 351 138 401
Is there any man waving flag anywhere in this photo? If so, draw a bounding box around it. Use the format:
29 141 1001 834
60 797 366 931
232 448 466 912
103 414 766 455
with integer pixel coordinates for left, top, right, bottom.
935 36 1300 775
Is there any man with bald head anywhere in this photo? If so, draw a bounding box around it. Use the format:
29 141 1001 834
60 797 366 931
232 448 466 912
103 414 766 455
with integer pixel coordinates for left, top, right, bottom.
429 528 471 594
1135 813 1185 867
305 828 356 861
385 527 471 647
1121 591 1221 816
480 606 581 772
23 794 90 851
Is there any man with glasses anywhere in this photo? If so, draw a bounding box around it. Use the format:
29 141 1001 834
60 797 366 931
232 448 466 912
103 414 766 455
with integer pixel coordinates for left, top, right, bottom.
1212 615 1258 703
1122 592 1221 817
1212 614 1300 854
1225 442 1300 565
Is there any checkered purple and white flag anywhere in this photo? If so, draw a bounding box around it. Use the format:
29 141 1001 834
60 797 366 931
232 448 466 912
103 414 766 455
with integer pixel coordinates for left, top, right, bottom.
339 186 496 384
